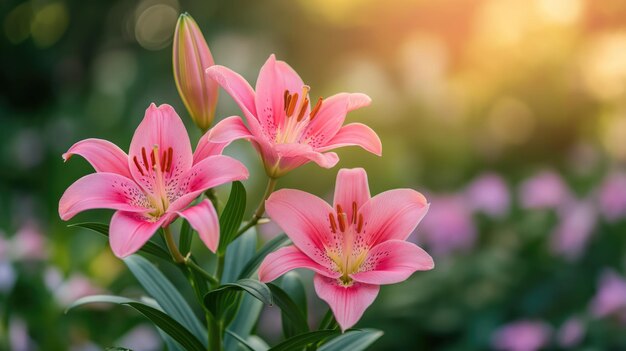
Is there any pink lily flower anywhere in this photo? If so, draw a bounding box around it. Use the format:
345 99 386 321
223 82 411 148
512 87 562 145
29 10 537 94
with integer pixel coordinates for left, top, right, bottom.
258 168 433 330
59 103 248 257
205 55 382 178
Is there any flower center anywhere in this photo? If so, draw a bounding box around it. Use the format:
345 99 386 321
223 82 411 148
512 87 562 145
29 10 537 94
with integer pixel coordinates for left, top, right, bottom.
326 201 367 286
132 145 174 217
274 86 323 144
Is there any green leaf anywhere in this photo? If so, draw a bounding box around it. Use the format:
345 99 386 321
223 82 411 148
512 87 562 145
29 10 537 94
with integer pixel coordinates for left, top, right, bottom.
268 330 339 351
67 295 205 351
225 330 264 351
267 283 309 337
204 279 273 322
222 230 257 283
69 222 171 261
124 255 207 346
218 181 247 253
280 272 308 338
179 220 193 255
318 309 339 331
225 294 264 350
238 234 290 280
318 329 383 351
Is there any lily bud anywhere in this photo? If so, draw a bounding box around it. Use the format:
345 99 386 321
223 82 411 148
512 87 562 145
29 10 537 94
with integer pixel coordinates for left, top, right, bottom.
173 13 217 132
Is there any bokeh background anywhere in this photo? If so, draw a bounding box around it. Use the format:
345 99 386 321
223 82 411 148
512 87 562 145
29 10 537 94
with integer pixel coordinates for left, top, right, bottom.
3 0 626 349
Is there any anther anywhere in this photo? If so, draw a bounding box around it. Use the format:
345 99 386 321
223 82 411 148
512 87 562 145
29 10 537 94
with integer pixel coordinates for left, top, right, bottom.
357 214 364 233
310 97 323 120
166 147 173 172
286 93 298 117
150 151 156 167
283 90 289 110
336 204 344 215
133 156 145 176
329 213 337 233
296 97 309 122
352 201 358 223
160 150 167 171
141 147 150 172
338 212 347 232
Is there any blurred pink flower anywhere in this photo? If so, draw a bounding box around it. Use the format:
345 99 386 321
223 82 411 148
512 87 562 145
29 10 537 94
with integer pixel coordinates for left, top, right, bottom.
116 325 162 351
206 54 382 178
464 172 510 218
53 273 103 307
549 200 596 261
597 172 626 222
173 13 218 132
9 317 35 351
59 103 248 257
13 222 47 260
491 320 552 351
590 269 626 318
416 194 476 256
259 168 433 330
556 317 585 348
0 261 16 293
519 170 571 210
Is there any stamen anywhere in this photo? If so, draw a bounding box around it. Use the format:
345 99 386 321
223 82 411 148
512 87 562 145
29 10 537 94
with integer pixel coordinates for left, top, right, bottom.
338 212 347 232
284 94 292 113
166 147 173 172
310 97 323 120
286 93 298 117
141 147 150 172
352 201 358 223
150 151 156 167
296 97 309 122
133 156 145 176
283 90 289 111
160 150 167 171
357 214 364 233
329 213 337 233
336 204 344 214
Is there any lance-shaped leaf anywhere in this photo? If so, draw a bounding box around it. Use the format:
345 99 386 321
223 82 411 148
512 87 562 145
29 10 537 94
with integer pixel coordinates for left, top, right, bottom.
203 279 272 327
268 330 339 351
218 181 246 254
318 329 383 351
267 283 309 337
67 295 205 351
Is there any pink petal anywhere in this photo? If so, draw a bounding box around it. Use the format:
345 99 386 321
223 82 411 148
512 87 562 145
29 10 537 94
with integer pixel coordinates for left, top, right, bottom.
128 104 193 195
62 138 131 178
333 168 371 222
265 189 339 269
274 143 339 174
258 245 340 282
177 200 220 253
109 211 165 258
351 240 434 285
317 123 382 156
206 65 263 135
168 155 249 212
359 189 429 247
314 274 379 331
304 93 371 148
255 54 307 132
59 173 149 221
193 116 254 165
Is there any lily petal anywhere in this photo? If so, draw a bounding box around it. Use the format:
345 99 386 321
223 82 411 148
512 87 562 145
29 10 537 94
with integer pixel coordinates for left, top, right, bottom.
265 189 339 269
274 143 339 172
255 54 307 130
177 200 220 253
258 245 340 282
109 211 166 258
314 274 379 331
351 240 434 285
305 93 371 148
128 104 193 194
317 123 382 156
168 155 249 212
63 138 132 178
206 65 263 136
359 189 429 247
59 173 149 221
193 116 254 165
333 168 371 222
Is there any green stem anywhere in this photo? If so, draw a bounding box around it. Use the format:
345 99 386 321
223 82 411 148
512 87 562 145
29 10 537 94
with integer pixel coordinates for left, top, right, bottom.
184 255 220 287
233 177 278 238
207 311 222 351
163 226 185 264
215 253 225 285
